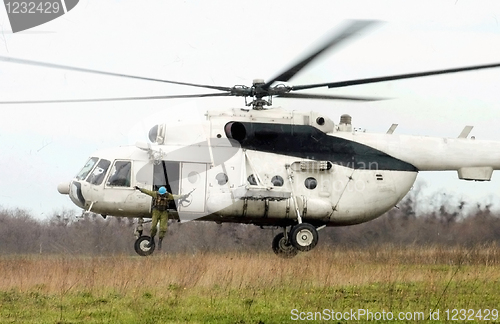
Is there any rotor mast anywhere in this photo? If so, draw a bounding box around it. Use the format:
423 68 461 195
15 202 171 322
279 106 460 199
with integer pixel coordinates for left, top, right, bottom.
239 79 290 110
247 79 270 109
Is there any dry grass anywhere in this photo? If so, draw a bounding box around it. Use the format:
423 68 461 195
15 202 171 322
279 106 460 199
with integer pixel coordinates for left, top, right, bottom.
1 244 499 294
1 245 499 323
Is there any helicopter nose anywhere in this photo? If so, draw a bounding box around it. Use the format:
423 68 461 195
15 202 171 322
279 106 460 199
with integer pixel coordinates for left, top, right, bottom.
57 181 71 195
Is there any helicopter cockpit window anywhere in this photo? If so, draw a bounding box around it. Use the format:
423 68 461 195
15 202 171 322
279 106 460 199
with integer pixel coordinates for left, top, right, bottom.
87 159 111 186
76 157 98 180
106 161 132 187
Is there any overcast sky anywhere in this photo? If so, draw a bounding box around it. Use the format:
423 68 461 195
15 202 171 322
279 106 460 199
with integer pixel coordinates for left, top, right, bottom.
1 0 500 218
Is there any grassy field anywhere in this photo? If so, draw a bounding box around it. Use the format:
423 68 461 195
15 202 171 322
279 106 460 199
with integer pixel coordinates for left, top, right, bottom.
0 244 499 323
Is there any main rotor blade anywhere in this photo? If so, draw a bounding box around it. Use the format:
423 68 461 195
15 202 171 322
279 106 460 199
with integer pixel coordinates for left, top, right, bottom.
291 62 500 91
276 92 385 101
0 56 232 92
0 92 232 104
263 20 377 88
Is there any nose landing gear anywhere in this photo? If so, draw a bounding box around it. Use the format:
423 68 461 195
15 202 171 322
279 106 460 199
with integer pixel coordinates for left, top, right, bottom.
134 235 155 256
134 218 155 256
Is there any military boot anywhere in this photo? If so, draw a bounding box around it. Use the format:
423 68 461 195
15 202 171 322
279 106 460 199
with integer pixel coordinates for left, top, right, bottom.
146 236 155 248
158 237 163 250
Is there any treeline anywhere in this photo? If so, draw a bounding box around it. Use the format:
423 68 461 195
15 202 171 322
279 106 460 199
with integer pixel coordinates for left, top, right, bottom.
1 193 500 255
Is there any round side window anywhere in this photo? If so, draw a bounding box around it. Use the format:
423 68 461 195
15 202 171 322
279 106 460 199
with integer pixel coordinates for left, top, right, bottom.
216 173 228 185
188 171 199 184
304 177 317 190
247 174 257 185
271 175 284 187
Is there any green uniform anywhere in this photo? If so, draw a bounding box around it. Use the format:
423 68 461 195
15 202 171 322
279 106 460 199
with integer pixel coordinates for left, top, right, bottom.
137 188 184 239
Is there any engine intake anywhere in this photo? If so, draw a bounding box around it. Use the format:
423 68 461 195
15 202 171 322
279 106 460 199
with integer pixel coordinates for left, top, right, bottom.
225 122 247 141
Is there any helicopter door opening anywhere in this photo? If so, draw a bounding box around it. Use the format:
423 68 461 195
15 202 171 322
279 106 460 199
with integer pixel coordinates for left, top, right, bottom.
153 161 180 211
179 162 207 213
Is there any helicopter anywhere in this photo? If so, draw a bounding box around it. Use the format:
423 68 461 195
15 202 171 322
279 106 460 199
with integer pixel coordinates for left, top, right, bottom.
3 20 500 257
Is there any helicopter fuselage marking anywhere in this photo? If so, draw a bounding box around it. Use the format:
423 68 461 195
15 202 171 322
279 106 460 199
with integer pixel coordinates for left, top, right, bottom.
225 122 418 172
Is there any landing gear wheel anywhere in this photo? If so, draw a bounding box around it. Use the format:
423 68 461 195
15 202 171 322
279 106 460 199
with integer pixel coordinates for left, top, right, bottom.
134 236 155 256
290 223 318 252
272 233 299 258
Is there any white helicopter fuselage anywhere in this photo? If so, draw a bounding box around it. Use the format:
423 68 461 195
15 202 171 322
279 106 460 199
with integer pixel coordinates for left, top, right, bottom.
58 108 500 228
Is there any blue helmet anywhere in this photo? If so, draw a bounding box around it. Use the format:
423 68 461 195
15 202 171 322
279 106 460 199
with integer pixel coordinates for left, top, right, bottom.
158 187 167 195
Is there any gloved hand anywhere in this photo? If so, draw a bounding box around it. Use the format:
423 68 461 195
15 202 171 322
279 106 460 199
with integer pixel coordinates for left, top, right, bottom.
134 186 140 190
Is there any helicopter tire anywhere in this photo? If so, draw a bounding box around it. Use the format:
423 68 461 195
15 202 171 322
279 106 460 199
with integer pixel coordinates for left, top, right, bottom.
134 236 155 256
272 233 299 258
289 223 318 252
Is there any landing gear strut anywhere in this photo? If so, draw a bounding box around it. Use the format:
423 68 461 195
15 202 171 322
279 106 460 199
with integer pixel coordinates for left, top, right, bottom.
134 218 155 256
134 217 145 238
